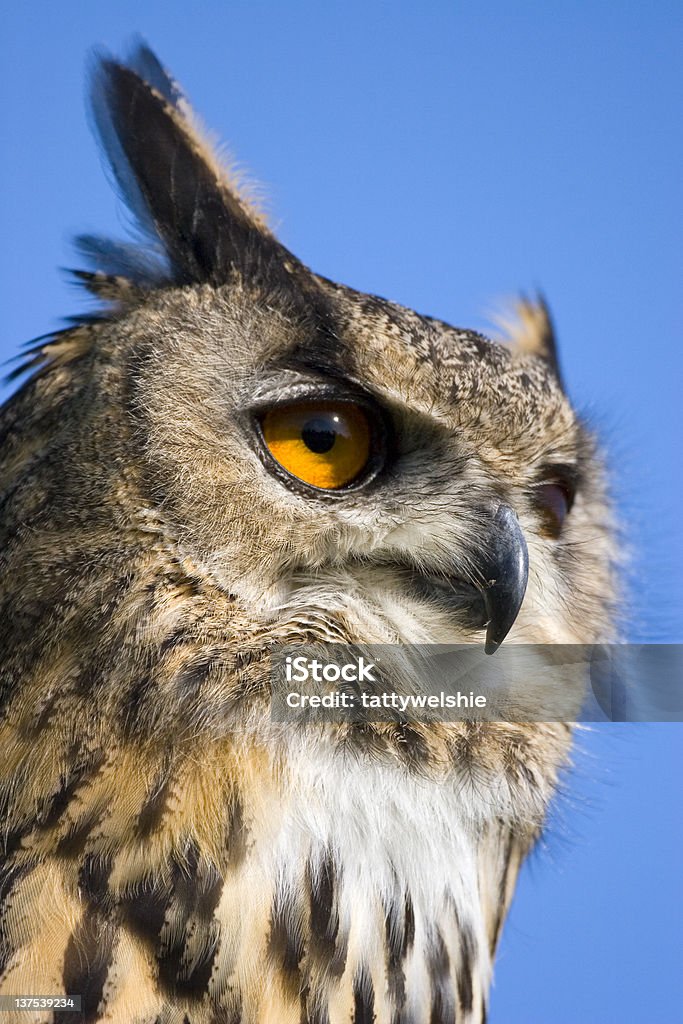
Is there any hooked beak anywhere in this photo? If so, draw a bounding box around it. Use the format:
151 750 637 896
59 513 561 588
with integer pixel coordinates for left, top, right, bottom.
477 504 529 655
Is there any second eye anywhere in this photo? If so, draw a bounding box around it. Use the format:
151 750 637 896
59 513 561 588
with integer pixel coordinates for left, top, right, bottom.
260 400 376 490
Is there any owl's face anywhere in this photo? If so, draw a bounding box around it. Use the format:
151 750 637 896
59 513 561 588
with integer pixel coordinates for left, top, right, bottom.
115 269 612 656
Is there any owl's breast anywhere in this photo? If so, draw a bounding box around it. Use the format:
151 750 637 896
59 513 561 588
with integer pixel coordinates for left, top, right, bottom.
0 729 536 1023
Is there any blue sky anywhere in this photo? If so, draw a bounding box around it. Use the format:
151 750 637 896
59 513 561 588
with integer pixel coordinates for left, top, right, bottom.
2 3 681 1021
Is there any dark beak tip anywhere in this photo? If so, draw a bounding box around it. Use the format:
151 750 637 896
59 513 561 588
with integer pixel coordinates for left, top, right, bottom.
484 634 501 656
479 504 530 655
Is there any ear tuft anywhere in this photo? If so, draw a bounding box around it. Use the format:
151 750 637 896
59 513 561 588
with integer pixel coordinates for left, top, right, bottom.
85 43 294 291
125 39 184 108
492 293 563 386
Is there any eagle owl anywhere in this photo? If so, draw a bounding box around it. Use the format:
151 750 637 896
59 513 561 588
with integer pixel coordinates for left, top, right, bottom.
0 44 616 1024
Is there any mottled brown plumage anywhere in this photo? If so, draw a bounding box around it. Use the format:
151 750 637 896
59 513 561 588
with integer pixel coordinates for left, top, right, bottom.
0 44 617 1023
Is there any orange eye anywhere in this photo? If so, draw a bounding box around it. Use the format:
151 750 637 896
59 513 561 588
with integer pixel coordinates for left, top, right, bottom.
261 401 373 490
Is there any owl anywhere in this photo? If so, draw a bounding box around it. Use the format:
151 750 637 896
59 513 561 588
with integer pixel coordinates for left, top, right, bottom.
0 44 617 1024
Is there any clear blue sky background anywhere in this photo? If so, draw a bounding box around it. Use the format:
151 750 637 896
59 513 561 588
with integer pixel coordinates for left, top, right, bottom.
2 4 681 1022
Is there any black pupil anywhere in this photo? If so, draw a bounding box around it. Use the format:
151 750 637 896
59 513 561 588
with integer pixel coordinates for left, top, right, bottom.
301 417 337 454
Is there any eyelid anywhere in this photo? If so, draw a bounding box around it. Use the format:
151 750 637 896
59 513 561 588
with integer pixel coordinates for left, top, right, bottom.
535 463 579 503
249 383 344 408
245 365 381 410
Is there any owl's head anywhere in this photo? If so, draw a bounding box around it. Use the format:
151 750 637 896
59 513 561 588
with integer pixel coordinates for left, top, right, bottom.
15 45 617 681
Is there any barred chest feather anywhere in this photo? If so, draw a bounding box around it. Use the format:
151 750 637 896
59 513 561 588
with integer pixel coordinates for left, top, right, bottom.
0 726 540 1024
